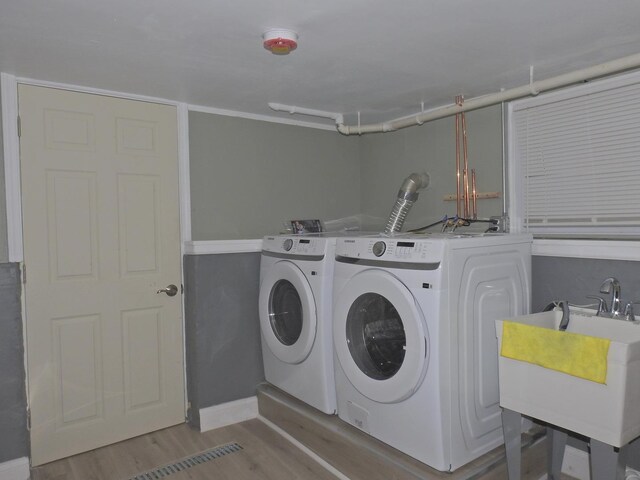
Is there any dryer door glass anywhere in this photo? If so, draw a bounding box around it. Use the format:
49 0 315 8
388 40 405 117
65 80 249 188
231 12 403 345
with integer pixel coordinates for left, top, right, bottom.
269 279 303 346
346 292 406 380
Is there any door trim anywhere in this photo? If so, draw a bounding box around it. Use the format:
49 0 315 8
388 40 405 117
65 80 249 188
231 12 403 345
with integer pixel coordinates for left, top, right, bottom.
1 74 193 422
1 73 23 262
1 73 193 262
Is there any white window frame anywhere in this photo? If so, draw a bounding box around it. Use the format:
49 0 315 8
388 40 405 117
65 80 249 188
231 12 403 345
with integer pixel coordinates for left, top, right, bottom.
507 70 640 260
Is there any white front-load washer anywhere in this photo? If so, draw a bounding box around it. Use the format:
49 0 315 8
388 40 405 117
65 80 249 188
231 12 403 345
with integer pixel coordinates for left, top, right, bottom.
259 234 338 414
332 233 532 471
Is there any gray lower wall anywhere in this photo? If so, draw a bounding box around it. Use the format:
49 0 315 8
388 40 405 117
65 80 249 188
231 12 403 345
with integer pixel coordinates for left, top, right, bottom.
532 255 640 467
532 255 640 313
0 263 28 463
184 253 264 427
2 248 640 463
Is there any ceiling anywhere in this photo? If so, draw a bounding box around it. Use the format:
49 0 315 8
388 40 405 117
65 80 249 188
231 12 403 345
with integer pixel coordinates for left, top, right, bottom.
2 0 640 128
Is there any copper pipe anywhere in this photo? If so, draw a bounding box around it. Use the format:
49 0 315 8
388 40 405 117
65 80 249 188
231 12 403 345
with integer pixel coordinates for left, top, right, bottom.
461 110 470 218
455 114 460 217
471 169 477 220
462 170 468 218
454 95 463 217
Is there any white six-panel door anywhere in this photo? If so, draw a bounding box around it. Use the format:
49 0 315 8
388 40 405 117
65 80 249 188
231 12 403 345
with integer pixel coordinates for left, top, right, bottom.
19 85 185 466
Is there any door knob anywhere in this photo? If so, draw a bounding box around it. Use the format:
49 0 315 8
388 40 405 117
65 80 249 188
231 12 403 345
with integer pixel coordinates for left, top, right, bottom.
157 284 179 296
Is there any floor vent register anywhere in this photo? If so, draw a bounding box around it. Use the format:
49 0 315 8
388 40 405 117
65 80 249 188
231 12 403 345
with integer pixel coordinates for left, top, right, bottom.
127 442 244 479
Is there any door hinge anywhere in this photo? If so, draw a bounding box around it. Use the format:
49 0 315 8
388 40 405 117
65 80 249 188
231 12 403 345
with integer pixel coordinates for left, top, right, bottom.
22 264 26 284
17 115 21 138
27 407 31 430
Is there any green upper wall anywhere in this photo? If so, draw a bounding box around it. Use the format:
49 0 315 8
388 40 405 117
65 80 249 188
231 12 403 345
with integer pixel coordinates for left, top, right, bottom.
188 105 504 238
188 112 361 239
0 101 503 254
359 105 504 231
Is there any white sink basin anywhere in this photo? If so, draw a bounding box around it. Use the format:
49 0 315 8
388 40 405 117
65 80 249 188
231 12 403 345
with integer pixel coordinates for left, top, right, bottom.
496 308 640 447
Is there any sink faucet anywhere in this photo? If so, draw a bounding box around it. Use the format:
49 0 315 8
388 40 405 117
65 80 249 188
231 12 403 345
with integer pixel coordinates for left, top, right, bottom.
600 277 622 317
624 302 636 322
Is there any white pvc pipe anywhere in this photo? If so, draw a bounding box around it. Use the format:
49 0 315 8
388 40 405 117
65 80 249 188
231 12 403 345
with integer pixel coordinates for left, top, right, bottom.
337 52 640 135
268 102 344 124
271 53 640 135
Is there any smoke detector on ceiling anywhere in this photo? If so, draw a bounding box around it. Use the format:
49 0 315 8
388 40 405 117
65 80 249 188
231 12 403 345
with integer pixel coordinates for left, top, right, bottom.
263 29 298 55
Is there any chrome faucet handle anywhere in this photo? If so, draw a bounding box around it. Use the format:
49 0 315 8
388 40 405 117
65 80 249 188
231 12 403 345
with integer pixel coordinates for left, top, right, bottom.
624 301 640 322
599 277 622 316
586 295 608 315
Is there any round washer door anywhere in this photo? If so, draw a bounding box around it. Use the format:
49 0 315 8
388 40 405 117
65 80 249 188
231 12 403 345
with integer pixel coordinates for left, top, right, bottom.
333 269 428 403
259 260 317 364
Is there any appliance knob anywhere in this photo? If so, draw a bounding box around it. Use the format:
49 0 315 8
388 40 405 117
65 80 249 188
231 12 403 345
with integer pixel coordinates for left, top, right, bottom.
283 238 294 251
372 241 386 257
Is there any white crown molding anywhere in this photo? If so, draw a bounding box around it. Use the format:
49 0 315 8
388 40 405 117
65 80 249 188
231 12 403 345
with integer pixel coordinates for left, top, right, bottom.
16 76 336 131
184 239 263 255
15 76 180 106
187 104 337 131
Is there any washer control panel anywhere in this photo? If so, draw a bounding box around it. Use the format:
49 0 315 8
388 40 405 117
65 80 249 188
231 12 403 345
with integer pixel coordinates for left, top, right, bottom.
336 237 445 263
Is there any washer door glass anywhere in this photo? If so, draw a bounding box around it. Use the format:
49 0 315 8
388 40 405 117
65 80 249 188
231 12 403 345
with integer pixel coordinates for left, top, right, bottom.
259 260 317 365
333 269 428 403
346 293 406 380
269 279 303 346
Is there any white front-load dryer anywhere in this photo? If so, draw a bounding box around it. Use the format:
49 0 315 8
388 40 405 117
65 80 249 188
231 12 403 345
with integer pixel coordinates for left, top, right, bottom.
259 234 337 414
332 234 532 471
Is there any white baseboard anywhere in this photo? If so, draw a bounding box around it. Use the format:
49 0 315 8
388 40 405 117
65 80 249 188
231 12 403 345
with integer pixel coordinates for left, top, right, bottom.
0 457 30 480
537 445 590 480
199 396 259 432
558 446 640 480
561 445 590 480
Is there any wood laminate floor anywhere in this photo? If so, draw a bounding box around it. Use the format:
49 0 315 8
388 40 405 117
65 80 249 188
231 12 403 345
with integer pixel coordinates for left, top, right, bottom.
258 384 577 480
30 419 339 480
30 417 576 480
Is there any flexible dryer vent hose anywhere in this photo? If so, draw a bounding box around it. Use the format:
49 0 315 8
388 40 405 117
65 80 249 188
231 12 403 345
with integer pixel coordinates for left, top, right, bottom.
384 172 430 234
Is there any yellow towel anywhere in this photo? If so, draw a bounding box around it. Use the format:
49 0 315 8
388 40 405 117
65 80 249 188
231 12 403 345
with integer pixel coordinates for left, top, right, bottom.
501 321 610 384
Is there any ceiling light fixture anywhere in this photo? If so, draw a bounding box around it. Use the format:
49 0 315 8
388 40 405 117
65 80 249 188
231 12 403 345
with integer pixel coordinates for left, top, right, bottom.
263 29 298 55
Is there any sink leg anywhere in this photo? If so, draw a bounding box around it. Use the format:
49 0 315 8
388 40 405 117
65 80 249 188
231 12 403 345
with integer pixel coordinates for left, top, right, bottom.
547 426 567 480
502 408 521 480
590 439 628 480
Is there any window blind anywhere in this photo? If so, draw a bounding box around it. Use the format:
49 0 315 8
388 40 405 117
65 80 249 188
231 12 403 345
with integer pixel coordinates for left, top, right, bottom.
511 72 640 234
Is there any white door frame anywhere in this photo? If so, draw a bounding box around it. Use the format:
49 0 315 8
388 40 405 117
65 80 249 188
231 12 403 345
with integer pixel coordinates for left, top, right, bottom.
0 72 193 416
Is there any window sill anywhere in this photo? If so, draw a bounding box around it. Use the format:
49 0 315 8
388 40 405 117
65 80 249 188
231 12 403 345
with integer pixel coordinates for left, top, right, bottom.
532 238 640 261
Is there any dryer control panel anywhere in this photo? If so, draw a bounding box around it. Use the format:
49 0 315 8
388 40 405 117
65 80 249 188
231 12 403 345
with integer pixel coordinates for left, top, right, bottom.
336 237 445 263
263 235 329 256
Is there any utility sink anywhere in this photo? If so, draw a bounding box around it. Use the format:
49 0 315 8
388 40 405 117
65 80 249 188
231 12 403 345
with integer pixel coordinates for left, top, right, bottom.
496 308 640 447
